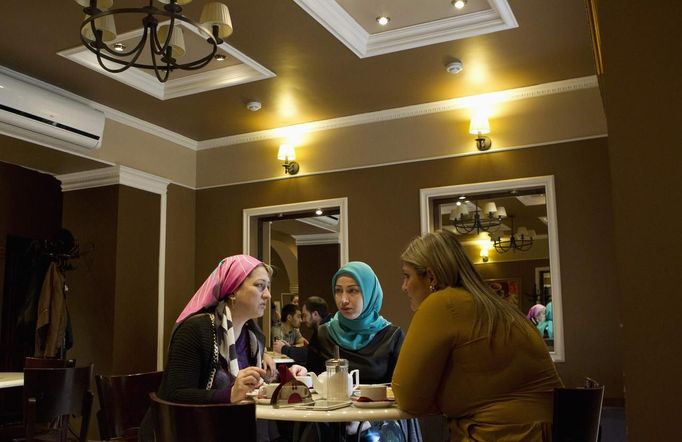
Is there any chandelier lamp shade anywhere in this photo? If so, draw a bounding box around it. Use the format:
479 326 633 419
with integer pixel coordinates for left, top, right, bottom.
493 216 535 253
450 201 507 235
75 0 233 83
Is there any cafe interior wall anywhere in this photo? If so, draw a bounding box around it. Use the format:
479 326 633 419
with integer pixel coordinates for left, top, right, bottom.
194 136 624 402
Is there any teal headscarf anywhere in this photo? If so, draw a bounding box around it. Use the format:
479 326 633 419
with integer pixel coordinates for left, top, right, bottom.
326 261 390 351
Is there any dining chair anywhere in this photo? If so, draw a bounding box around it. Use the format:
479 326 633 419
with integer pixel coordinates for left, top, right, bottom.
149 392 256 442
95 371 163 441
553 378 605 442
21 364 94 442
24 357 76 369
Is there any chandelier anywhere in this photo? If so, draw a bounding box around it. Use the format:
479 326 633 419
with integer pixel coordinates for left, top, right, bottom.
75 0 233 83
450 200 507 235
492 216 535 253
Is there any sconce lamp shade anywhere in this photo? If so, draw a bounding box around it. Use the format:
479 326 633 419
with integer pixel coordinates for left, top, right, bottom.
75 0 114 9
158 25 186 58
201 2 234 38
81 13 117 43
495 206 507 218
516 226 529 238
278 144 296 161
450 204 469 220
469 115 490 135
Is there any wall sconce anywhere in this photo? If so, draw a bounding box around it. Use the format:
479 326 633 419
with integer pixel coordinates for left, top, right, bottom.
469 115 492 151
277 144 299 175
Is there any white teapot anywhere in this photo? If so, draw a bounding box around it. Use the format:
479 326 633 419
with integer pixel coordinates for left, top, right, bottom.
309 369 359 399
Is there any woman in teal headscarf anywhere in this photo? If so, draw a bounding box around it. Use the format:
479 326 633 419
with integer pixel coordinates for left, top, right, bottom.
307 261 403 384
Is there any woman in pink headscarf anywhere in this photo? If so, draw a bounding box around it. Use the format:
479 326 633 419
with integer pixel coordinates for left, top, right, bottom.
157 255 306 404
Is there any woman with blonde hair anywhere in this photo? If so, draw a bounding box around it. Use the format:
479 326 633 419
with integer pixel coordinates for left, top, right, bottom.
392 230 562 441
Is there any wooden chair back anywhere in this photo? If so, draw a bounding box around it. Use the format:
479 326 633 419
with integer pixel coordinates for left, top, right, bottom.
22 364 94 442
149 392 256 442
553 383 605 442
95 371 163 441
24 357 76 368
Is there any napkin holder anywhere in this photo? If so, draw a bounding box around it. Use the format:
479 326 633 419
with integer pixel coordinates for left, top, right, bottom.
270 379 314 408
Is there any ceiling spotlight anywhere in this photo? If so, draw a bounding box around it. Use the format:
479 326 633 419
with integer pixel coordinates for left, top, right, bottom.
452 0 467 10
113 43 126 52
376 16 390 26
315 209 323 216
214 54 227 61
446 59 464 74
246 101 262 112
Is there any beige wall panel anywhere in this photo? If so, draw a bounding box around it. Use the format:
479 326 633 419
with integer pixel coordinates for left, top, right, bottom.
597 0 682 438
197 88 606 187
195 137 623 400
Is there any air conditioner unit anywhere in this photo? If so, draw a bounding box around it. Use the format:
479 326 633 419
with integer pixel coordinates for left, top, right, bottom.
0 70 105 151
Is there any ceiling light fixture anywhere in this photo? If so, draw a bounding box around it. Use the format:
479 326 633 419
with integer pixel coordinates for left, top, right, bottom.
492 215 535 253
452 0 467 10
278 144 299 175
74 0 233 83
469 114 492 151
246 101 261 111
214 54 226 61
315 209 323 216
446 59 464 74
376 16 390 26
450 200 506 235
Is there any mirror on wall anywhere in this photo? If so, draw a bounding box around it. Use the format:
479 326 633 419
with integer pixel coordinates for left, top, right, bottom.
243 198 348 348
420 176 564 361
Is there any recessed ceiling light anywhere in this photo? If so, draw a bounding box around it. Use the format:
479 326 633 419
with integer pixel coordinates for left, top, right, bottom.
458 196 467 200
452 0 467 10
214 54 226 61
315 209 323 216
376 16 390 26
113 43 126 52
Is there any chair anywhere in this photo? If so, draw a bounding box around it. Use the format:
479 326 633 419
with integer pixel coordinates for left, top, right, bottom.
21 364 94 442
24 358 76 369
95 371 163 441
553 378 605 442
149 392 256 442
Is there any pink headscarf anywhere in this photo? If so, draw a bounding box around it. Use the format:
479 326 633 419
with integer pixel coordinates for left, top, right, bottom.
176 254 263 323
527 304 547 325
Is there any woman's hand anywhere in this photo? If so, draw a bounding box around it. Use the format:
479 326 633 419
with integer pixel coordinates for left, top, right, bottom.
288 364 308 376
230 366 266 403
262 354 277 381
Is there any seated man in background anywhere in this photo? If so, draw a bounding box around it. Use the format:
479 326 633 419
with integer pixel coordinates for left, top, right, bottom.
274 296 332 364
274 303 306 350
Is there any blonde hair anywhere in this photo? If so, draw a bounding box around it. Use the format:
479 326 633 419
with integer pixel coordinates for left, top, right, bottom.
401 229 525 338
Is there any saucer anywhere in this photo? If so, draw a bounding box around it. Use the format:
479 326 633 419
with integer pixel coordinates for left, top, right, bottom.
351 399 395 409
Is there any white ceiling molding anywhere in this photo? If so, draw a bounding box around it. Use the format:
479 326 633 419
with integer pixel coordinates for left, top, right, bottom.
199 75 599 148
298 216 340 233
57 165 170 194
292 233 340 246
293 0 517 58
58 22 275 100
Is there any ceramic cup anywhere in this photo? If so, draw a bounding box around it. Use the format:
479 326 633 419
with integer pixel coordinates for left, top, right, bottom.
258 383 279 398
359 384 387 402
295 375 313 388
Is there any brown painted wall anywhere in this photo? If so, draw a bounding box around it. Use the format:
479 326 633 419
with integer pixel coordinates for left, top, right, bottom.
112 186 159 374
597 1 682 438
162 184 196 352
195 137 623 400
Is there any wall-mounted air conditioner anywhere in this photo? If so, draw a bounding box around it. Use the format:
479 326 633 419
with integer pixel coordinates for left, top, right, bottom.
0 70 105 151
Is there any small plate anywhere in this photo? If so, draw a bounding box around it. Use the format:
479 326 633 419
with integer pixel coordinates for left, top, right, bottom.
351 399 395 409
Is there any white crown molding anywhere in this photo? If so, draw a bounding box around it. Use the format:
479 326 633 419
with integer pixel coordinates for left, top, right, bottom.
57 165 170 194
298 216 339 233
293 0 517 58
292 233 340 246
199 75 599 148
58 22 275 101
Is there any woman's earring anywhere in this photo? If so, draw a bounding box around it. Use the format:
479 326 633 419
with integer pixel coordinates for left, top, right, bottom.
429 284 436 293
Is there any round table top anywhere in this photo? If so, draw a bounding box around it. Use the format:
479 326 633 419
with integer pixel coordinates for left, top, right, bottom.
255 402 413 422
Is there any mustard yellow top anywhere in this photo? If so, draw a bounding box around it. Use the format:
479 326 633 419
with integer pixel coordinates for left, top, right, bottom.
392 287 562 441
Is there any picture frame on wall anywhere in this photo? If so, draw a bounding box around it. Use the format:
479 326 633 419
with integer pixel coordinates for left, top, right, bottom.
485 278 521 307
